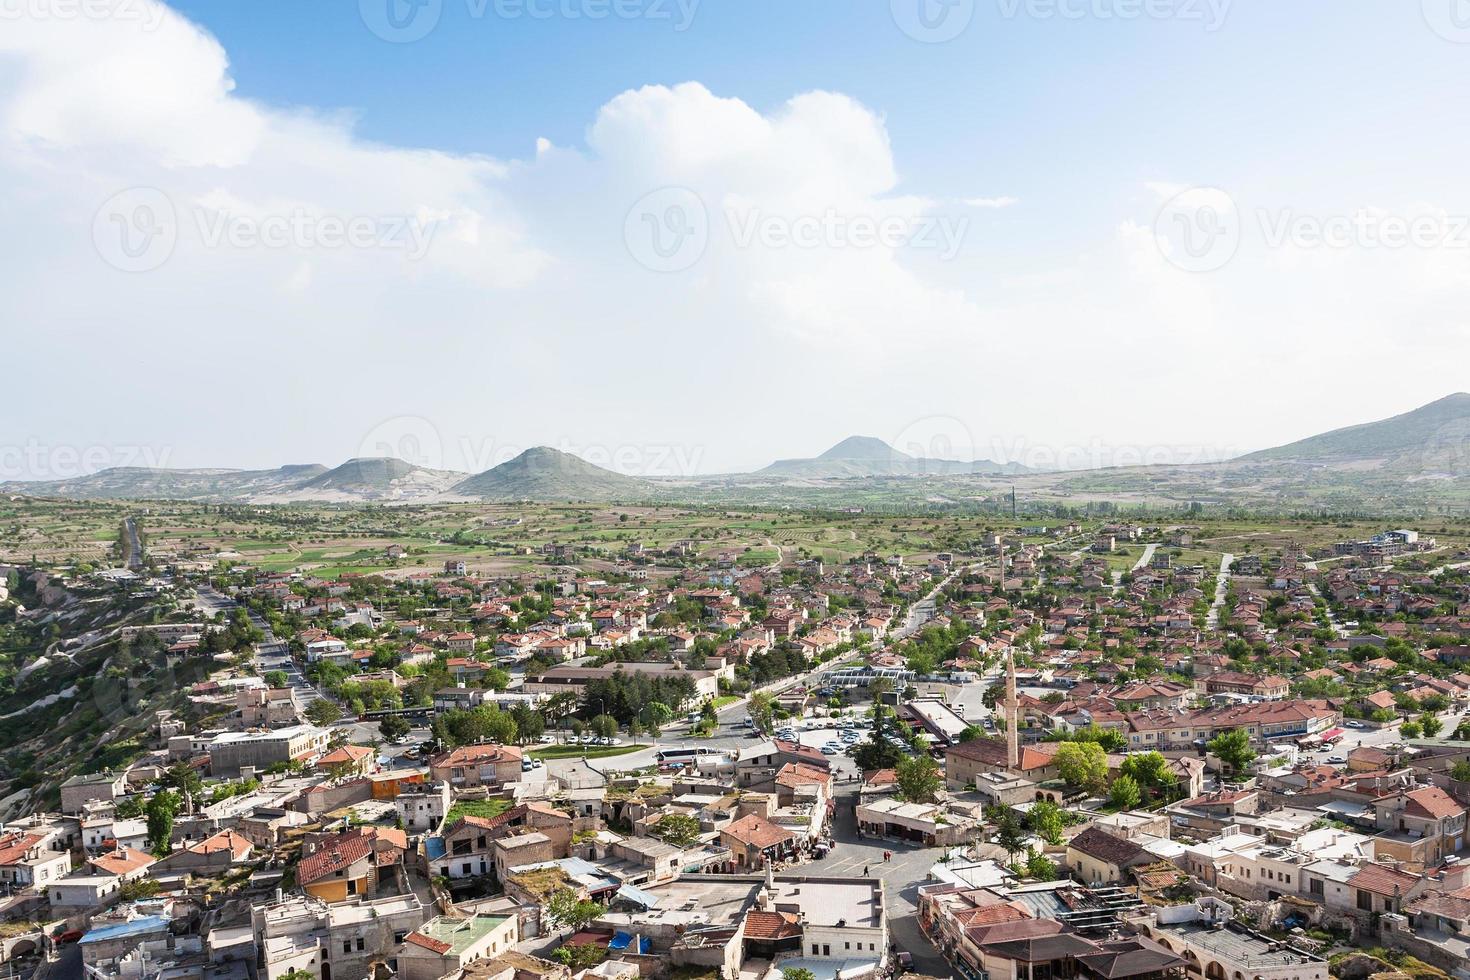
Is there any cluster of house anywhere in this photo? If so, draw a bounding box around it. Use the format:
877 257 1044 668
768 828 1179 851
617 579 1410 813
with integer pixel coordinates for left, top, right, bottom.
0 679 910 980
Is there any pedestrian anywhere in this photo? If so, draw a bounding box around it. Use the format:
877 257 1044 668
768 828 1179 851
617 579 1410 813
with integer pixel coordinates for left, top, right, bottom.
864 864 870 876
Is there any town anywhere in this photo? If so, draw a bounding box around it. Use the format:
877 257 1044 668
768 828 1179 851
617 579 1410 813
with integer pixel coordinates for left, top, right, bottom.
2 503 1470 980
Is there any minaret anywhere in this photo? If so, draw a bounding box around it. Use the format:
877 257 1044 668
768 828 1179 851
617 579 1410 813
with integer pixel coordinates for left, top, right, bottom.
1006 646 1020 770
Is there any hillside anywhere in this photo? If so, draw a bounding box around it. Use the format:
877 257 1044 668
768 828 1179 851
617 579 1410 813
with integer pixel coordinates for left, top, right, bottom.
0 464 330 502
1241 393 1470 474
451 447 654 501
761 436 1028 479
271 457 465 502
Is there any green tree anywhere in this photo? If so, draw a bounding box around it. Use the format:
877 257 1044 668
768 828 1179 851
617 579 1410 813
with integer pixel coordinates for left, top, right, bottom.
552 945 604 970
590 714 619 740
653 813 702 848
896 754 942 804
379 714 411 742
163 761 203 807
1207 728 1256 775
1450 760 1470 782
1109 774 1142 810
1025 852 1058 881
264 670 288 688
1054 741 1108 794
748 691 776 734
992 805 1029 863
146 790 180 855
511 704 545 743
782 970 818 980
640 701 674 731
1120 751 1176 795
306 699 343 725
1401 720 1423 739
1421 713 1444 738
1026 800 1066 845
546 888 602 934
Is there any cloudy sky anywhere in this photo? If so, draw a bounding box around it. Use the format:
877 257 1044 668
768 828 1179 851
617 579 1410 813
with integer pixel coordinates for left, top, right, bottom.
2 0 1468 479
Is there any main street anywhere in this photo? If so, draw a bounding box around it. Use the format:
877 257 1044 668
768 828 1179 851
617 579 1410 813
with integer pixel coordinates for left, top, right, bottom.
804 784 951 976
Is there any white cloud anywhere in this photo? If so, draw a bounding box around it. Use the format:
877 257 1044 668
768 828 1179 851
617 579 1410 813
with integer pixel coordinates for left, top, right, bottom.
0 0 1466 477
963 196 1019 209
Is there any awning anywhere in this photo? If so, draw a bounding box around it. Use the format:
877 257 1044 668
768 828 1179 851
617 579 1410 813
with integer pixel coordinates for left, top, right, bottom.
615 882 661 909
1318 727 1346 741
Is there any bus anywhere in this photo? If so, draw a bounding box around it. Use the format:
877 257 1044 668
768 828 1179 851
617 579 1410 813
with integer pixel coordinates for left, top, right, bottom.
656 747 716 763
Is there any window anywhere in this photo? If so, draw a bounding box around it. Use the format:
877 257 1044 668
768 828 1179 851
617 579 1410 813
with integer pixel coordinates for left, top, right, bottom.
356 938 365 951
812 944 819 955
343 941 352 954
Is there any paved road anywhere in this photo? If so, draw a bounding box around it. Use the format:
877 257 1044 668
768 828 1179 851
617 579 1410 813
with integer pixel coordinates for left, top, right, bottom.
123 517 143 570
1206 553 1234 629
1131 543 1158 572
804 784 950 976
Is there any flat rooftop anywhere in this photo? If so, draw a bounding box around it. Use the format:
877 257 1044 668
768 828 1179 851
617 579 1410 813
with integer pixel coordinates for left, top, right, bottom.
1158 920 1326 967
773 877 883 929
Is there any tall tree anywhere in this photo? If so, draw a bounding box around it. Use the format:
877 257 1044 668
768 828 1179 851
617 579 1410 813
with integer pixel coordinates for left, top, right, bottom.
1207 728 1257 775
896 754 942 804
1054 741 1108 794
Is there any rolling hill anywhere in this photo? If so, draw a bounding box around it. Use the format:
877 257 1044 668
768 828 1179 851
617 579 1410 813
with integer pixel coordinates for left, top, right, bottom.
0 464 330 502
760 436 1029 479
451 447 654 501
266 457 465 502
1241 392 1470 475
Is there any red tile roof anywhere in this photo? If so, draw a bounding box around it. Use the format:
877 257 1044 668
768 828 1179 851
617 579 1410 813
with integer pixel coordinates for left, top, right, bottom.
722 813 796 850
743 910 802 941
299 832 374 885
1404 786 1465 821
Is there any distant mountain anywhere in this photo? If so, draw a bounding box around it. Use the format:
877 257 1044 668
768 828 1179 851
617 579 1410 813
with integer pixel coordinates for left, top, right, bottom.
819 436 915 462
761 436 1029 479
266 457 465 503
0 465 331 502
451 447 654 501
1241 393 1470 475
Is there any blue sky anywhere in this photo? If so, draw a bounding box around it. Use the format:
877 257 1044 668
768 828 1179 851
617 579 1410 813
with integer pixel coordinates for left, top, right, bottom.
1 0 1468 476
